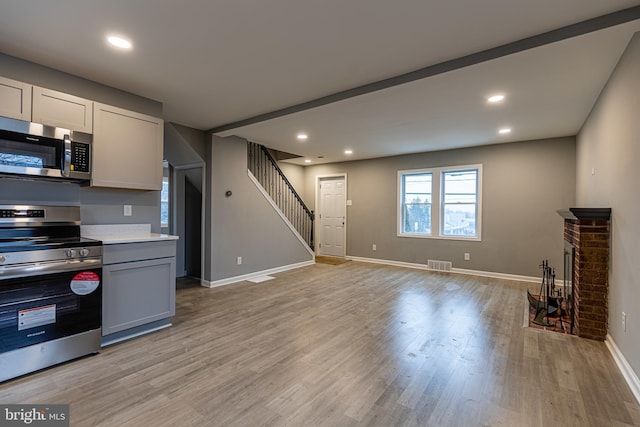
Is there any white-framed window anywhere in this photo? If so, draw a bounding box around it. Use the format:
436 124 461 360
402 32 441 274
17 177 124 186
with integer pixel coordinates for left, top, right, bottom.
398 164 482 240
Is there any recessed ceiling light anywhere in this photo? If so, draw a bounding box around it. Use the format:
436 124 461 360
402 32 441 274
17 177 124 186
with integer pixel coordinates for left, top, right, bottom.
304 159 311 163
297 133 308 141
498 128 512 134
344 149 353 155
487 94 505 103
107 35 132 49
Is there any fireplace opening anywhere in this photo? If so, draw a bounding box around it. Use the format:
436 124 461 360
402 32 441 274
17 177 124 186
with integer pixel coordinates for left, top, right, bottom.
563 240 576 335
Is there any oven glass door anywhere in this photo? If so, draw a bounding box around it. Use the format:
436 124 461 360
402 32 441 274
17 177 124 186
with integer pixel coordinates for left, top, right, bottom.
0 268 101 353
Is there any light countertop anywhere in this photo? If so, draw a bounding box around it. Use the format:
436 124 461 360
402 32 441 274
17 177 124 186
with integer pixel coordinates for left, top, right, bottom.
81 224 179 245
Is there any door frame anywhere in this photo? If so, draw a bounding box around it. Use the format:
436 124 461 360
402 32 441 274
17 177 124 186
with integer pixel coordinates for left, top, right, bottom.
315 173 347 257
172 162 206 284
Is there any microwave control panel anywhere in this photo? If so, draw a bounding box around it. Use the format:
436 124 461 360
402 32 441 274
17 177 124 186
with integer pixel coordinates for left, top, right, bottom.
71 143 90 172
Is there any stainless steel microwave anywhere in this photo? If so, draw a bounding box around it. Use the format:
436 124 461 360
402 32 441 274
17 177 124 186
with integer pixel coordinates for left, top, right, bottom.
0 116 92 182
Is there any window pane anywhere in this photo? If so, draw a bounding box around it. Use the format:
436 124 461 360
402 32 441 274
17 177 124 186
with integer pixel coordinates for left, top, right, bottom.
403 173 432 204
403 203 431 234
442 169 477 236
160 175 169 227
442 204 476 236
160 200 169 227
401 172 432 234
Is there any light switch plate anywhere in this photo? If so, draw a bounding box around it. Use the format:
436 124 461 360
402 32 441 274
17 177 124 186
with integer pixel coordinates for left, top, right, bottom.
124 205 132 216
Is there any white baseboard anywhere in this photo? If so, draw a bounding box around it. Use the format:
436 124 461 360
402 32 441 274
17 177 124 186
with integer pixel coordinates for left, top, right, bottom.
452 267 540 283
346 256 539 283
201 260 315 288
606 334 640 404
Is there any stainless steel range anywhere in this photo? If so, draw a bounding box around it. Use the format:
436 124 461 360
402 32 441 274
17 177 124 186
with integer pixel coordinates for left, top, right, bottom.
0 205 102 382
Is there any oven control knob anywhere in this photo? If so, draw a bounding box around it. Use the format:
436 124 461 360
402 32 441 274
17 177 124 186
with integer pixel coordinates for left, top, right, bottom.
66 249 77 258
80 248 90 257
0 255 5 264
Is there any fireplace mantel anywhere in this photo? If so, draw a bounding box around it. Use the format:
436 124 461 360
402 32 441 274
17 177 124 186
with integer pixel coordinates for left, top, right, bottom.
557 208 611 221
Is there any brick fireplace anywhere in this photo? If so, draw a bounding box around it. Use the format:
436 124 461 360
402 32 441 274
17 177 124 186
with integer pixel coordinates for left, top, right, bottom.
558 208 611 341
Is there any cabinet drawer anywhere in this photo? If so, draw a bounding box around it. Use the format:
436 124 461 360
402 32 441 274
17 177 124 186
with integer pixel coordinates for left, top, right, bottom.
103 241 176 265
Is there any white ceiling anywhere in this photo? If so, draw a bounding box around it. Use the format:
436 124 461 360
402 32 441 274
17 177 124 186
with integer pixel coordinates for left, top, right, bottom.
1 1 639 164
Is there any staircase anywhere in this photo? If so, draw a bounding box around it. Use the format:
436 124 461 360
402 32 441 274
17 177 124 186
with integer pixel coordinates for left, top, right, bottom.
247 141 314 250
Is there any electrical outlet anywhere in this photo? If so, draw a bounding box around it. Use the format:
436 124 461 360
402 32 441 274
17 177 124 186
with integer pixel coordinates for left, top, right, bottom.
123 205 132 216
372 244 377 251
237 256 242 265
464 253 470 261
622 312 626 332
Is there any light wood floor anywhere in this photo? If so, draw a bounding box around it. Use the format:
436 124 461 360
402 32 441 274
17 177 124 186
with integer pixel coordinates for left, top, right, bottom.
1 262 639 426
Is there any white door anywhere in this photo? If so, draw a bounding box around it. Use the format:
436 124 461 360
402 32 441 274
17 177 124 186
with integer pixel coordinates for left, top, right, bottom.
318 177 346 257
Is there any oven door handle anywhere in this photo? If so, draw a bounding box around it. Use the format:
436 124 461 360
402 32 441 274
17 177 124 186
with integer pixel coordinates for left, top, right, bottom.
0 258 102 279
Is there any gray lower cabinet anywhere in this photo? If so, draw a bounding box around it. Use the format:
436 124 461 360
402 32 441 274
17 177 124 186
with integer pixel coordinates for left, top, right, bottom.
102 241 176 341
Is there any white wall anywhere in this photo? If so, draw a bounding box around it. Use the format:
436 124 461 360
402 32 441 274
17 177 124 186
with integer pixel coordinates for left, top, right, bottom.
577 33 640 375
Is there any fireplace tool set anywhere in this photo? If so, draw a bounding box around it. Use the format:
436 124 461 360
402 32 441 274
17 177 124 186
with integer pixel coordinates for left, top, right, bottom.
527 260 571 331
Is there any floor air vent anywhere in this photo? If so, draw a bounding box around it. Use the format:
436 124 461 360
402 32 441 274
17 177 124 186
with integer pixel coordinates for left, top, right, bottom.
427 259 452 272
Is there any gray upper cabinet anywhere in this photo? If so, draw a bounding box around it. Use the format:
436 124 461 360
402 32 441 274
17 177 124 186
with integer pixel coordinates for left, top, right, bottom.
32 86 93 132
0 76 32 121
92 102 164 190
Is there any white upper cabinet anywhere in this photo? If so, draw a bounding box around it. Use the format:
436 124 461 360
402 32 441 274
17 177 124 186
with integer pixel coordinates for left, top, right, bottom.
92 102 164 191
32 86 93 133
0 76 32 121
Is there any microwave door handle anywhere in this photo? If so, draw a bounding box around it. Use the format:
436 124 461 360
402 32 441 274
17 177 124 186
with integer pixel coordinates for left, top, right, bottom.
62 134 72 177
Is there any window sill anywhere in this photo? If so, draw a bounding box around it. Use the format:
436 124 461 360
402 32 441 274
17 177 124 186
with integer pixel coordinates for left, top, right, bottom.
397 233 481 242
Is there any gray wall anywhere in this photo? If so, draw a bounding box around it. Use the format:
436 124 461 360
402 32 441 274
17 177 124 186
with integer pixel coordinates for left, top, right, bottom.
169 123 206 159
164 122 206 166
80 187 160 230
278 162 305 200
303 137 576 277
0 178 80 206
576 33 640 376
207 135 313 282
0 53 161 117
164 123 206 277
204 141 214 280
0 53 163 231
